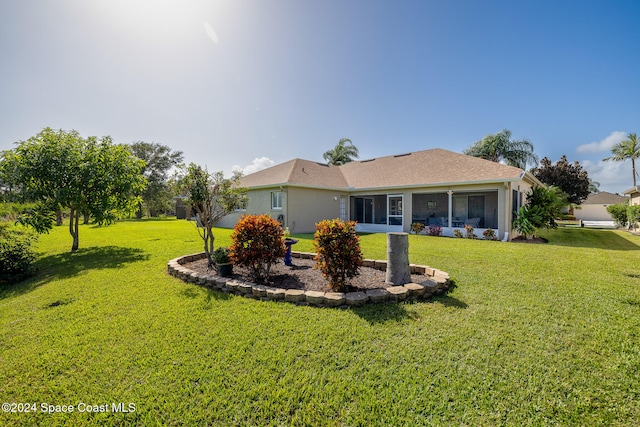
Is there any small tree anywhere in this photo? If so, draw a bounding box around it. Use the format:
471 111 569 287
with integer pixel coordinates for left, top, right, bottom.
532 156 591 205
607 202 629 228
230 214 285 281
628 205 640 231
182 164 246 269
313 219 362 291
1 128 147 251
129 141 184 218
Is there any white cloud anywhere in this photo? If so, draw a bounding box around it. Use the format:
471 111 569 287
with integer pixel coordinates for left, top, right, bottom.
576 131 626 153
232 157 275 175
580 159 633 193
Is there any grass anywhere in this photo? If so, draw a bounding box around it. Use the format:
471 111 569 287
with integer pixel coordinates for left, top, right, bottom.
1 218 639 426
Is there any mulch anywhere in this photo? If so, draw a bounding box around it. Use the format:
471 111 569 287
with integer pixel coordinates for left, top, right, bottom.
184 257 429 293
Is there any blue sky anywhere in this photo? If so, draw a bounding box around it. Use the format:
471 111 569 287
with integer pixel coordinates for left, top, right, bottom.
1 0 639 193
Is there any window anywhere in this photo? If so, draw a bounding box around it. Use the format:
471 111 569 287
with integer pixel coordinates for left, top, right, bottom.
271 191 283 210
234 199 247 211
512 189 522 220
339 196 347 221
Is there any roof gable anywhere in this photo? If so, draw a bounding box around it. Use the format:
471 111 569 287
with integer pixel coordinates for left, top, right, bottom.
240 158 348 189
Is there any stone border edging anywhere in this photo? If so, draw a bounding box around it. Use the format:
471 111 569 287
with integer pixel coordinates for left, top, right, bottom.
167 251 453 307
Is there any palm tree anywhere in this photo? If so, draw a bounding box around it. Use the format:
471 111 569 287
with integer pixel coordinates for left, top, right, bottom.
603 132 640 188
323 138 359 165
464 129 539 169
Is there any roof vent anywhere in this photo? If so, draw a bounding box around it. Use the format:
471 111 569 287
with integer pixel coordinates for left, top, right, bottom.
394 153 412 158
360 158 376 163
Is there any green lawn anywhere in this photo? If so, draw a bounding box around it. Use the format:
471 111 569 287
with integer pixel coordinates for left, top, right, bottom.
1 219 639 426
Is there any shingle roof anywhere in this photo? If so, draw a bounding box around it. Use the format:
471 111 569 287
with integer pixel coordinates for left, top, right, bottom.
582 191 628 205
240 158 348 189
240 148 530 190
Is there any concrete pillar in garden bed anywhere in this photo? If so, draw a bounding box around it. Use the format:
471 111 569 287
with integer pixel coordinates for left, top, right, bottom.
386 232 411 285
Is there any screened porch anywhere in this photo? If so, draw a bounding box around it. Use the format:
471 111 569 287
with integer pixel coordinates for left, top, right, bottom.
411 191 499 231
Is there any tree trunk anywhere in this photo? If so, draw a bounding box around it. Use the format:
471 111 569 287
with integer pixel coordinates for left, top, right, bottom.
136 201 143 219
69 208 80 251
385 232 411 285
83 212 90 224
204 226 215 269
56 209 63 226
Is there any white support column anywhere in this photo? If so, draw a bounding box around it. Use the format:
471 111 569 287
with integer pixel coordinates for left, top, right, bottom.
447 190 453 228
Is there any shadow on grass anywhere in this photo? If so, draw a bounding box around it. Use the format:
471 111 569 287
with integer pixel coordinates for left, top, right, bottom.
352 303 421 324
543 228 639 250
0 246 150 299
179 286 232 308
352 293 467 325
428 294 469 309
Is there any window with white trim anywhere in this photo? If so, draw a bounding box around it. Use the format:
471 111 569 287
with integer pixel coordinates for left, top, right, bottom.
271 191 283 210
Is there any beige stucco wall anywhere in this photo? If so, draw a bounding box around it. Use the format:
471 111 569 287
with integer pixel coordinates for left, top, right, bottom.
217 186 345 233
215 187 280 229
574 205 615 221
285 187 345 233
218 179 535 240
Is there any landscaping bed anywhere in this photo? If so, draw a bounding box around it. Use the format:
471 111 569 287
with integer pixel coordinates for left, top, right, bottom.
184 256 430 292
170 251 452 306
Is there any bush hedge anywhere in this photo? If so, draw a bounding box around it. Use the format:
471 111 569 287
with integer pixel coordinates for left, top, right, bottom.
0 224 38 285
230 214 285 282
313 219 362 291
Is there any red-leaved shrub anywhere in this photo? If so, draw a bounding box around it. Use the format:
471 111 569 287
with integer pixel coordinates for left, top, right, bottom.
313 219 362 291
230 214 285 281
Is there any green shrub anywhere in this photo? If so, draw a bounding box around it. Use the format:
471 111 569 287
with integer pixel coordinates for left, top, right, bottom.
410 222 425 234
229 214 285 281
607 202 629 228
452 229 463 238
464 224 477 239
0 224 38 285
427 225 442 236
628 205 640 229
512 205 540 238
313 219 362 291
212 246 231 264
482 228 497 240
0 202 36 221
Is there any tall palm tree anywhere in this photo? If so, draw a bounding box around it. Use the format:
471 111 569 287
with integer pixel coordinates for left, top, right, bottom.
604 132 640 188
323 138 359 165
464 129 539 169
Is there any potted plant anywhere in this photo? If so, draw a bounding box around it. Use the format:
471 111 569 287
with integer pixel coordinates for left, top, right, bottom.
212 247 233 277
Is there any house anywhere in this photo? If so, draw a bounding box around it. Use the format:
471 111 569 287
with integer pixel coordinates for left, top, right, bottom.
217 148 542 240
623 186 640 207
573 192 628 222
623 186 640 229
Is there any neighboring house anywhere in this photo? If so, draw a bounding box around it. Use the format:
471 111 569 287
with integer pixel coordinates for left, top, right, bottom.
217 148 542 240
574 192 629 222
624 186 640 207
